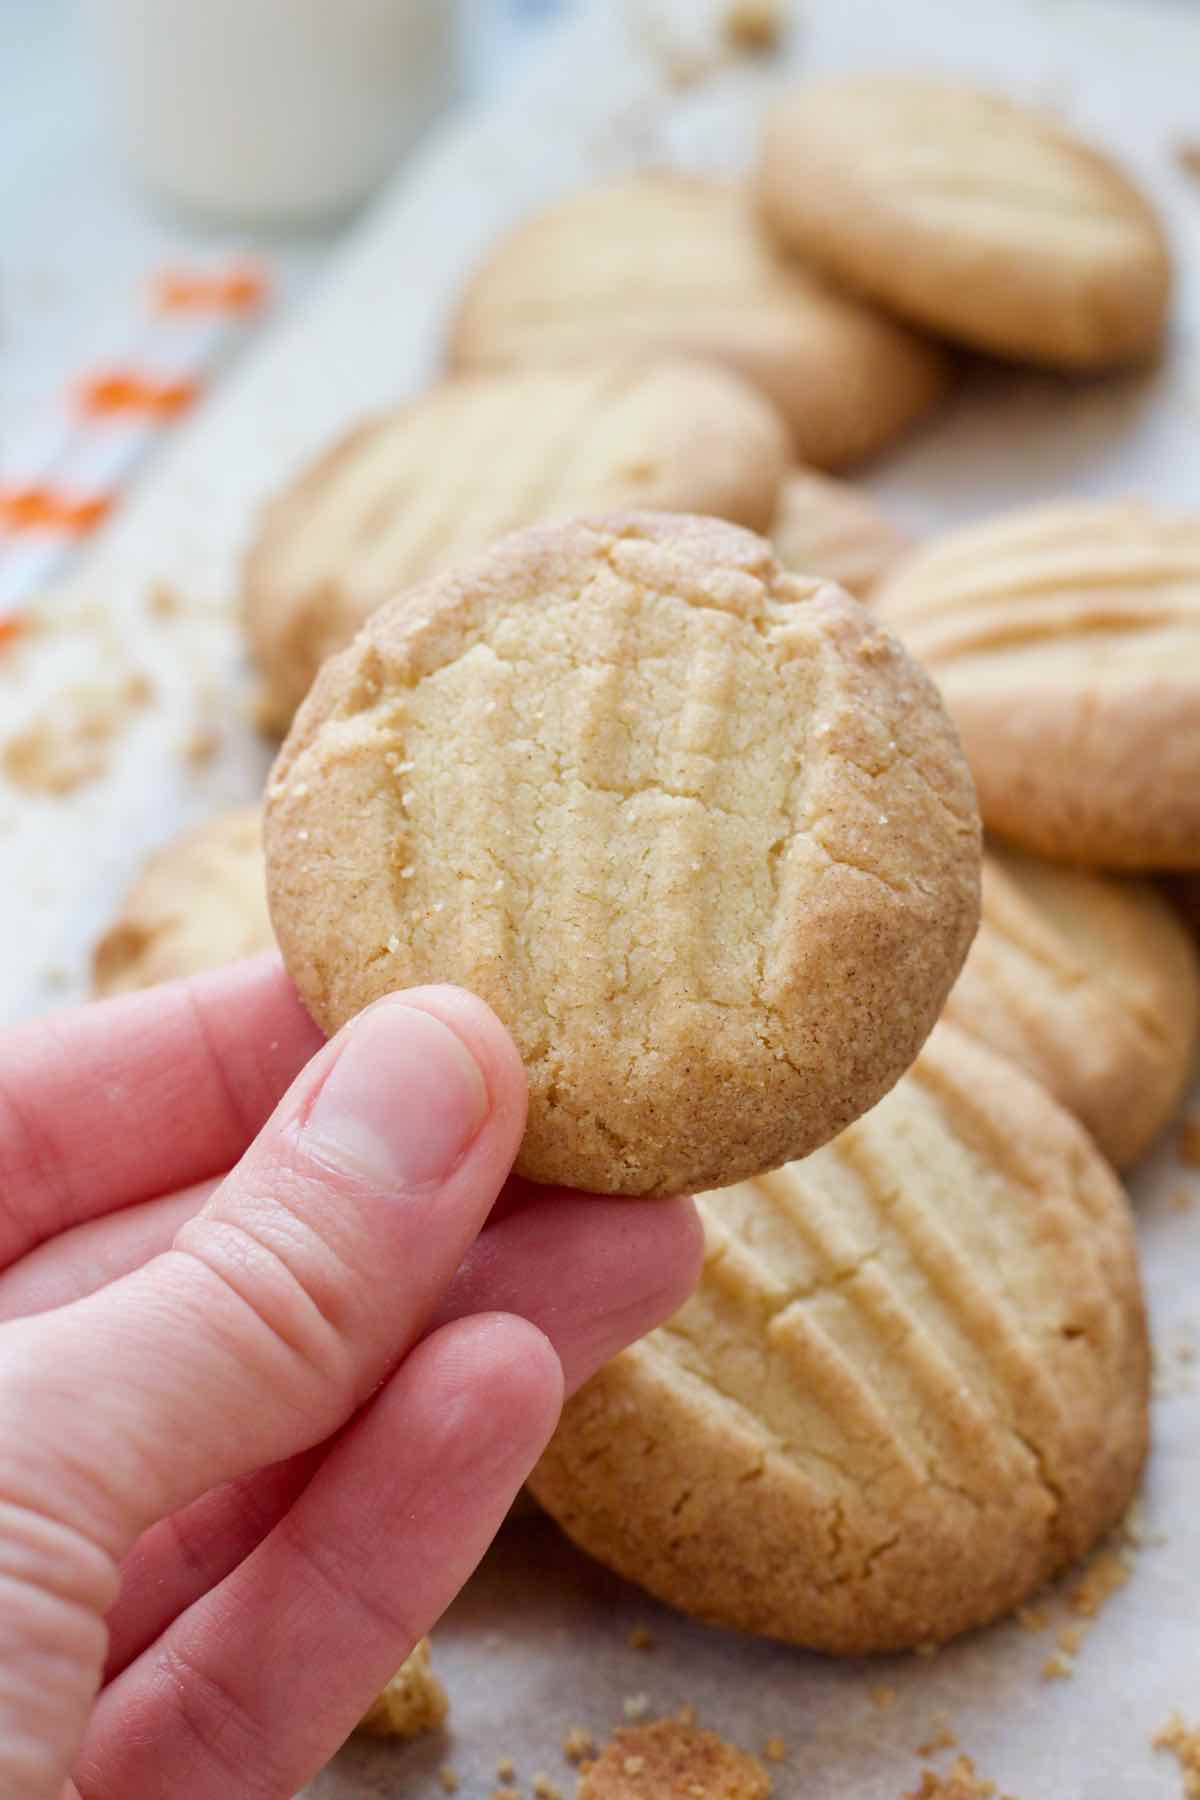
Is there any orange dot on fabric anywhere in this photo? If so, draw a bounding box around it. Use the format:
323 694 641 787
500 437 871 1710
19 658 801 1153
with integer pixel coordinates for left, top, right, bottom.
0 486 113 535
151 263 269 315
0 614 27 652
76 371 200 420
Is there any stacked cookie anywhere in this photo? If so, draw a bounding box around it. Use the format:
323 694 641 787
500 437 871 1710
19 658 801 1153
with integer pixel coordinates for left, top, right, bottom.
91 70 1198 1666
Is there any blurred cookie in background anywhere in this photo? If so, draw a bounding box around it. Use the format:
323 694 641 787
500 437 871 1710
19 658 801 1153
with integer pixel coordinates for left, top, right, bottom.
244 357 789 730
875 500 1200 869
447 173 952 470
758 75 1170 368
769 466 911 600
944 846 1200 1168
92 808 272 996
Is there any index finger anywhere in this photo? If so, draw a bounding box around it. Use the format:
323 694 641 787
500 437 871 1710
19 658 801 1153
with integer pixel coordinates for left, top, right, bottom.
0 954 322 1269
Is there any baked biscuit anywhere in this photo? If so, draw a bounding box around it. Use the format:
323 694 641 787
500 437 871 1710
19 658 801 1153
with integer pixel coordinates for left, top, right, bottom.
530 1024 1149 1652
244 358 790 731
769 467 910 600
577 1721 770 1800
356 1639 447 1740
265 513 980 1197
758 75 1170 368
447 174 950 470
944 847 1199 1168
874 499 1200 868
92 807 272 995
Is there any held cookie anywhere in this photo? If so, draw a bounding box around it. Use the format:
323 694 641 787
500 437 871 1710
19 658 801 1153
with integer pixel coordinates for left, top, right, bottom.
530 1024 1150 1652
447 174 951 470
758 75 1170 369
874 499 1200 869
265 513 980 1197
944 847 1200 1169
92 808 272 995
769 467 911 600
244 358 790 731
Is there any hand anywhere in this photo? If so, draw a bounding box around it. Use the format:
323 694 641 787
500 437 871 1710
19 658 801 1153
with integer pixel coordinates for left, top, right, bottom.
0 957 702 1800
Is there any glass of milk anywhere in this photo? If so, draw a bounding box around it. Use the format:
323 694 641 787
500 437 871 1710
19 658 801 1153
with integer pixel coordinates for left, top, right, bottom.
81 0 460 225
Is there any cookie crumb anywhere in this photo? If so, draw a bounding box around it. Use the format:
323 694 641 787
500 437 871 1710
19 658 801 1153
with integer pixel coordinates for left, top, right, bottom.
676 1705 697 1727
148 581 186 618
183 722 221 767
762 1737 787 1763
722 0 786 52
1175 142 1200 184
1055 1624 1083 1656
904 1755 1013 1799
533 1775 563 1800
917 1722 958 1758
491 1787 521 1800
1041 1651 1073 1681
440 1770 460 1794
1178 1116 1200 1167
356 1638 448 1738
1015 1604 1049 1633
2 672 153 796
1065 1548 1130 1618
871 1685 898 1711
563 1728 596 1765
1154 1714 1200 1797
628 1626 655 1651
497 1758 517 1782
623 1693 650 1720
577 1720 769 1800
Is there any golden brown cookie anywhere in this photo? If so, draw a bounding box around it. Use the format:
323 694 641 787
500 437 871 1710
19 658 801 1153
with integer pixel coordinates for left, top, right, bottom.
530 1024 1149 1652
577 1721 770 1800
265 512 980 1197
244 358 790 731
447 174 951 470
874 499 1200 869
356 1639 448 1740
758 75 1170 369
92 808 272 996
769 467 910 600
944 847 1199 1168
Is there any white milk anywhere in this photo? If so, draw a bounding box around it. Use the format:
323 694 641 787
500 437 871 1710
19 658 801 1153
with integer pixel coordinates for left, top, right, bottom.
82 0 460 225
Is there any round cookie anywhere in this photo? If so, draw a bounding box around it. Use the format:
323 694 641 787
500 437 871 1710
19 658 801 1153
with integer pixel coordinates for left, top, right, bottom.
244 358 790 731
93 808 272 996
757 75 1170 369
874 499 1200 869
944 846 1200 1168
769 467 911 600
530 1023 1150 1653
447 173 951 471
265 513 980 1198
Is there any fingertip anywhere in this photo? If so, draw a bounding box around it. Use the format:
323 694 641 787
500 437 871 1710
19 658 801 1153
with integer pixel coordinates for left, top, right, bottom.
378 985 529 1151
652 1194 706 1316
439 1310 565 1427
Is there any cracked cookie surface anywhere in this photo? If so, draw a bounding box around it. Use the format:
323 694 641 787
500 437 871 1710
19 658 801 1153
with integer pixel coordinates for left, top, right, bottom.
758 75 1170 368
875 499 1200 868
244 358 789 731
530 1024 1149 1649
448 173 950 471
264 513 980 1196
